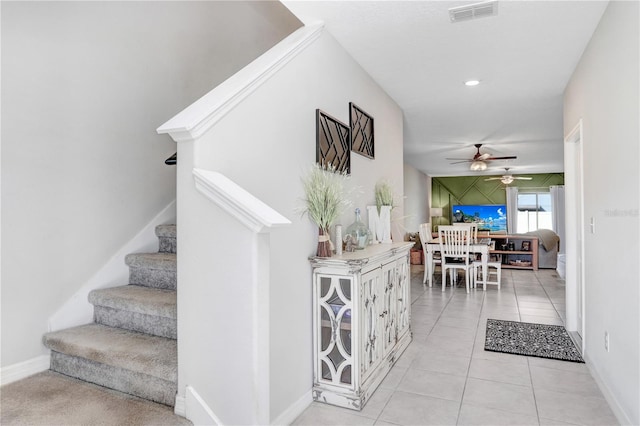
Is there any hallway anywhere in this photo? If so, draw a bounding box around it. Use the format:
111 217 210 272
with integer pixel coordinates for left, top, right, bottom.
294 267 618 425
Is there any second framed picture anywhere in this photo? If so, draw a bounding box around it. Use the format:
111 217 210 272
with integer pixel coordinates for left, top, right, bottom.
349 103 374 159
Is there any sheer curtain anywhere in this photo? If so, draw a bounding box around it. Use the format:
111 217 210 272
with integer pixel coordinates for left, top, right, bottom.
506 186 519 234
550 185 565 254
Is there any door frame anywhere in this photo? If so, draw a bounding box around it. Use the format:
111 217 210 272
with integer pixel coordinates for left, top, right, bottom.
564 119 586 352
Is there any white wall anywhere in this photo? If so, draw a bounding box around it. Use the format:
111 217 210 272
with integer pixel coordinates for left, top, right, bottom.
173 28 404 423
1 1 300 367
563 2 639 424
403 163 431 234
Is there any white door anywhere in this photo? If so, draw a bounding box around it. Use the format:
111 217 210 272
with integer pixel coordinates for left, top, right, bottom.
575 140 584 337
564 120 585 344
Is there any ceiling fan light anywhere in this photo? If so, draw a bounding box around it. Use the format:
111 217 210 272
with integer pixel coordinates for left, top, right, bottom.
501 176 514 184
470 160 487 171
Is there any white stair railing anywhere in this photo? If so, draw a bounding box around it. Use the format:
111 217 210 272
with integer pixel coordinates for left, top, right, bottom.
156 23 322 426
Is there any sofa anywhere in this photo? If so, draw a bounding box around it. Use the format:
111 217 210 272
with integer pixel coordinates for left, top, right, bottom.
518 229 560 269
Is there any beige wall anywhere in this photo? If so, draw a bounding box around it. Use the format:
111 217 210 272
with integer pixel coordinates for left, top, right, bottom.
403 163 431 234
563 1 639 424
172 28 404 422
1 1 300 367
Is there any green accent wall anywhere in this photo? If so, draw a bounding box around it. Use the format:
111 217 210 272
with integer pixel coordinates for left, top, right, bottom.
432 173 564 225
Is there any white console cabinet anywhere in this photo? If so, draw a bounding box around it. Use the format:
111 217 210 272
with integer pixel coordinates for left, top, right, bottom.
309 242 413 410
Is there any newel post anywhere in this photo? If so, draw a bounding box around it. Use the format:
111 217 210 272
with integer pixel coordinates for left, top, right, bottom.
191 168 291 425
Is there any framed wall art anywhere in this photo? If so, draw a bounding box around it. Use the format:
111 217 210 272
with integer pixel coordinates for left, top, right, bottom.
349 102 374 159
316 109 351 174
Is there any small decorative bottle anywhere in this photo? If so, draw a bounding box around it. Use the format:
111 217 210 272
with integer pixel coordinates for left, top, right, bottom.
345 208 371 250
335 225 343 256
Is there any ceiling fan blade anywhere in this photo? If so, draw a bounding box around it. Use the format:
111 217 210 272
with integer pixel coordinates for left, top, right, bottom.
445 157 473 161
449 160 473 164
484 177 502 181
513 177 533 180
486 156 517 161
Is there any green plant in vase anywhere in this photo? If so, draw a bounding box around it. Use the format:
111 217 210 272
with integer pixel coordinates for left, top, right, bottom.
375 180 394 213
300 163 351 257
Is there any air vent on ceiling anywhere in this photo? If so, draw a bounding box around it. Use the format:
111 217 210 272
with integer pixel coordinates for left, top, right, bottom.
449 1 498 23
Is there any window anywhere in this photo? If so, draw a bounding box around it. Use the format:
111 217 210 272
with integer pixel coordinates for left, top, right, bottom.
516 192 552 233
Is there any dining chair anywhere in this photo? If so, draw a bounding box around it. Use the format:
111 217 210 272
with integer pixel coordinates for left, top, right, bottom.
438 225 474 293
473 256 502 290
419 223 440 285
453 222 478 240
453 222 479 263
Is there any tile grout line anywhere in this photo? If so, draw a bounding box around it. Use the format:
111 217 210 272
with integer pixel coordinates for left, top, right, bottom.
455 284 486 425
526 356 543 426
536 270 566 325
520 270 548 425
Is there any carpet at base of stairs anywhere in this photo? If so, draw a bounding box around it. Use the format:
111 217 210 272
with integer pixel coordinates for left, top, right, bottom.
0 371 191 426
43 323 177 406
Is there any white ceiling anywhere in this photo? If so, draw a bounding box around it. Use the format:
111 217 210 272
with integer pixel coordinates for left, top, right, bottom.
282 0 608 177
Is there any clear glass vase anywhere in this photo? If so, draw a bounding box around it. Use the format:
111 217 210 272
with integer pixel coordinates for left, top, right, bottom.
345 208 371 250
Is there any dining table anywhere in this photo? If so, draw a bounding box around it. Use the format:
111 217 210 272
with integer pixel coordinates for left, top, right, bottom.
424 237 492 290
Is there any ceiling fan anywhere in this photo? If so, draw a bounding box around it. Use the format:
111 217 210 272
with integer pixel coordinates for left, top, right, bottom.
484 168 532 185
447 144 517 170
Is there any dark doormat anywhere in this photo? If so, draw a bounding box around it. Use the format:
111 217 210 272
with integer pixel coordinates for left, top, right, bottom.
485 318 584 363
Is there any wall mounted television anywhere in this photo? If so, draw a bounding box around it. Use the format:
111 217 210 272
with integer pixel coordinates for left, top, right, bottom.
451 204 507 232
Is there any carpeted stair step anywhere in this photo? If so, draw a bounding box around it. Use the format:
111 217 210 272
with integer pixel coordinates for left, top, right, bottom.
156 224 176 254
88 285 176 339
125 253 176 290
43 324 177 406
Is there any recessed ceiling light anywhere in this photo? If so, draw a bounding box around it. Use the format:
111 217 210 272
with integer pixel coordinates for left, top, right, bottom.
465 80 480 86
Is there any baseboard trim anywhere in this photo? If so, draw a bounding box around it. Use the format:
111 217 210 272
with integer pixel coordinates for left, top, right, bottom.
174 394 186 417
271 390 312 426
1 354 50 386
584 353 634 425
185 385 222 425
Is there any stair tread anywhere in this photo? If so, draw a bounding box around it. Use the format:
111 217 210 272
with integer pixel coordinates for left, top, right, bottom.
43 324 176 382
155 224 176 238
125 253 176 271
89 285 176 318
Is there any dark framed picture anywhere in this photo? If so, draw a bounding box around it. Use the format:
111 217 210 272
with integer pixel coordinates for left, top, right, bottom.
349 103 374 159
316 109 351 174
521 240 531 251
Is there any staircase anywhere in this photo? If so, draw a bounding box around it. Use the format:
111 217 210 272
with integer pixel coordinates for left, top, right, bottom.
43 225 178 406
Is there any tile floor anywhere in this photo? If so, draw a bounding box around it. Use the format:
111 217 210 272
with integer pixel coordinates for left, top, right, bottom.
293 266 619 426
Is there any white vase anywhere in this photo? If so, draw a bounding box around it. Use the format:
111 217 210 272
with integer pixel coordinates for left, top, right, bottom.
367 205 392 244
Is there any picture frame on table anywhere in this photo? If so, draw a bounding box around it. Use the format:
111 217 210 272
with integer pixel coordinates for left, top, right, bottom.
521 240 531 251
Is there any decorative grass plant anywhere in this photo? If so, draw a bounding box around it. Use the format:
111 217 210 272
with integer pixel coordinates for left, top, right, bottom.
375 180 394 213
300 163 351 257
